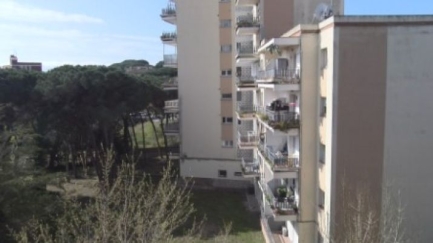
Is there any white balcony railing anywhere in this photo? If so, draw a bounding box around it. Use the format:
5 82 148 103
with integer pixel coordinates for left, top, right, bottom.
238 131 258 147
261 180 298 216
241 158 259 176
164 99 179 110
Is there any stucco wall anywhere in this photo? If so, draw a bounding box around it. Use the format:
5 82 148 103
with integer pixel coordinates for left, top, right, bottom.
177 0 236 160
383 25 433 243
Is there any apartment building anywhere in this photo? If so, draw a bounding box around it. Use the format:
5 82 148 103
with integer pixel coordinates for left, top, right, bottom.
159 0 342 187
240 15 433 243
2 55 42 71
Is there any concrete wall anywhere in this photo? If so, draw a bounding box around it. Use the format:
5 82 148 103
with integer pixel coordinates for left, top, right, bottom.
318 23 335 241
177 0 237 163
298 28 320 243
383 24 433 243
180 159 243 181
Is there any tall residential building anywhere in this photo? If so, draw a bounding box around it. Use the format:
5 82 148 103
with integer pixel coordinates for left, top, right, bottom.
160 0 343 186
1 55 42 71
239 15 433 243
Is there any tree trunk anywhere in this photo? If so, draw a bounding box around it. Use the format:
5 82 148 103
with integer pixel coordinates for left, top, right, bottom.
140 117 146 159
122 115 132 153
129 116 139 149
158 116 169 162
146 108 162 158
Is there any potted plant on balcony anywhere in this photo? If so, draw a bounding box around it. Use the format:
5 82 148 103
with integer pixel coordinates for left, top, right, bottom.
277 186 287 200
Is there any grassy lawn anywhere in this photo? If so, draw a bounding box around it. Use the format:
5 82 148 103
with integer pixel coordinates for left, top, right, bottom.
130 121 178 149
184 190 264 243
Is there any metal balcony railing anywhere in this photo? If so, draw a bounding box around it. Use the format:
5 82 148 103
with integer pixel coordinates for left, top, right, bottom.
163 54 177 66
241 158 259 176
162 77 178 89
236 16 260 28
164 99 179 109
256 69 300 83
237 43 256 55
261 181 298 216
260 146 299 172
237 104 256 114
160 32 177 41
164 122 179 133
238 131 258 147
161 6 176 17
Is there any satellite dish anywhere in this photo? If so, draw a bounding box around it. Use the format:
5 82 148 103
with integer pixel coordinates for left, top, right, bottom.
313 3 334 23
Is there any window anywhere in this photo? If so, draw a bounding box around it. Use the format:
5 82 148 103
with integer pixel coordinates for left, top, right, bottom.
319 188 325 209
221 69 232 76
238 120 241 125
320 97 327 117
321 48 328 69
222 117 233 124
222 140 234 148
221 45 232 53
221 93 232 100
319 143 326 164
220 20 231 28
234 172 242 177
218 170 228 178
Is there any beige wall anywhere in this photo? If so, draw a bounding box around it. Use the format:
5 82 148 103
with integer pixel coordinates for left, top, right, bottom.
298 29 320 243
177 0 237 162
318 24 334 240
382 24 433 243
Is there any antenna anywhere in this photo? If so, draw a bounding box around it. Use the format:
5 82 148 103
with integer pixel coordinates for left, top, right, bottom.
312 3 334 23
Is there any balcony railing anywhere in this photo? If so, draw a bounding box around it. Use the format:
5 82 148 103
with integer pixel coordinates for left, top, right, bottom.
162 77 178 89
161 32 177 41
237 43 256 55
236 17 260 28
241 158 259 176
256 106 300 131
163 54 177 66
256 69 300 84
161 6 176 17
259 143 299 172
237 75 255 83
238 131 258 147
237 104 256 114
261 181 298 216
164 122 179 133
164 99 179 110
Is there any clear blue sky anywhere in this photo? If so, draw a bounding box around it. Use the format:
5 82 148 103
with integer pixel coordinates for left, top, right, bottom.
0 0 432 70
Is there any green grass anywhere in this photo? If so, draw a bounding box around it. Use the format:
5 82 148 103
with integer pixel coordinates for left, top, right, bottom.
184 190 264 243
130 121 178 149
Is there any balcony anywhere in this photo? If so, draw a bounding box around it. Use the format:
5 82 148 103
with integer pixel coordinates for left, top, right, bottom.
163 54 177 68
256 69 300 84
164 99 179 113
259 180 298 222
238 131 258 149
236 104 256 120
257 106 300 134
236 43 258 65
162 77 178 91
160 32 177 45
161 5 177 24
236 17 260 35
241 158 259 178
258 143 299 178
164 122 179 135
236 0 259 6
236 75 256 91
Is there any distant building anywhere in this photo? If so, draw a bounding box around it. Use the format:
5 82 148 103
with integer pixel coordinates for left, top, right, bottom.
2 55 42 72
